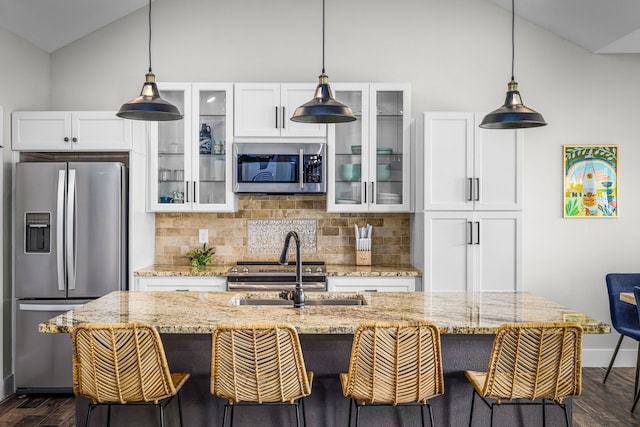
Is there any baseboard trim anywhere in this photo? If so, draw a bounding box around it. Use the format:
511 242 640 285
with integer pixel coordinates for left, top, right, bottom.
583 348 637 368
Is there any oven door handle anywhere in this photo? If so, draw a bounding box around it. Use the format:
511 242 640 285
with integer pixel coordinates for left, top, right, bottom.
299 148 304 190
227 282 326 291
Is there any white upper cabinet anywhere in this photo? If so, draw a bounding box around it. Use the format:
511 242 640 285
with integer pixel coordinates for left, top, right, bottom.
148 82 236 213
423 112 523 211
234 83 326 138
12 111 132 151
423 211 522 292
328 83 411 213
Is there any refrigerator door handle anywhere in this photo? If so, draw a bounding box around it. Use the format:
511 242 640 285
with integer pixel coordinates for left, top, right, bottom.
19 303 84 312
67 169 77 291
56 170 66 292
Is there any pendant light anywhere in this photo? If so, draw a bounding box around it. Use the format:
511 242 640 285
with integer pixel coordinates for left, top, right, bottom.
291 0 356 124
479 0 546 129
117 0 183 121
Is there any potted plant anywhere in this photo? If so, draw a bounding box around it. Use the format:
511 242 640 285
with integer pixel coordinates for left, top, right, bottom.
185 243 215 267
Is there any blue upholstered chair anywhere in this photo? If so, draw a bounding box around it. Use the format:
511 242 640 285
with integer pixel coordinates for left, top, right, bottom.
604 274 640 399
631 286 640 412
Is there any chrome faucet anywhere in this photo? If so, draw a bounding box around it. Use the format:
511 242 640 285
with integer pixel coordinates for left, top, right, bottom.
278 231 304 309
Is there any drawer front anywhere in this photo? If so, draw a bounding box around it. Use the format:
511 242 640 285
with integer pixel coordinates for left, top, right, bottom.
134 276 227 292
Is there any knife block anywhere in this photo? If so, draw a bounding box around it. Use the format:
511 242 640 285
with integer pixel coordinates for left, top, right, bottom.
355 250 371 266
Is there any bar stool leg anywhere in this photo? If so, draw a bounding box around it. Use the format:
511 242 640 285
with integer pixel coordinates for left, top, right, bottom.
85 403 95 427
221 404 229 427
177 392 184 427
295 402 301 427
158 403 164 427
542 398 546 427
301 398 307 427
468 390 476 427
106 404 111 427
355 403 362 427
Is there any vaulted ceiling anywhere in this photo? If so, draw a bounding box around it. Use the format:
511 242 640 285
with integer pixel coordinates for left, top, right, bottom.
0 0 639 54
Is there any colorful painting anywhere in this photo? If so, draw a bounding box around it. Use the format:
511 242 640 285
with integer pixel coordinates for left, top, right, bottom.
563 145 618 218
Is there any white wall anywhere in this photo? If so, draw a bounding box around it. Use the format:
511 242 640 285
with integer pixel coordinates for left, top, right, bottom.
44 0 640 365
0 26 50 398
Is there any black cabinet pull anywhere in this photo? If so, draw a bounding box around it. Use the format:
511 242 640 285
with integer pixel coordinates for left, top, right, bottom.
371 182 375 204
275 106 278 128
72 137 77 143
474 178 480 201
363 182 367 203
185 181 189 203
467 178 473 201
64 137 69 142
467 221 473 245
474 221 480 245
193 181 197 203
282 107 286 129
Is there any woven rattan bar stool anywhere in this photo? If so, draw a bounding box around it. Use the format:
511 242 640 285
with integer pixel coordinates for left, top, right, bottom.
210 323 313 427
339 321 444 427
71 322 190 427
465 322 583 427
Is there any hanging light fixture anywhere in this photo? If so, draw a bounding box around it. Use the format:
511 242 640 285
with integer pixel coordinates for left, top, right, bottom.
117 0 183 121
291 0 355 124
479 0 546 129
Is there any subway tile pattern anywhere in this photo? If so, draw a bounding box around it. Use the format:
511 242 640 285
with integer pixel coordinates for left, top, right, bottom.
247 219 316 254
154 195 411 266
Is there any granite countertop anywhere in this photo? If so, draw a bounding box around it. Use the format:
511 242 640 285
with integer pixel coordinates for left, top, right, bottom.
133 264 422 277
40 291 609 335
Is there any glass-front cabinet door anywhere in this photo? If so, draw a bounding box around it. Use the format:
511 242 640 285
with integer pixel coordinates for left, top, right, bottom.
328 83 410 212
148 83 235 212
371 83 411 212
191 83 235 211
328 84 369 212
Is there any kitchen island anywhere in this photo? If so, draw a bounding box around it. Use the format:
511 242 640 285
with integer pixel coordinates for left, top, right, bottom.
41 291 609 426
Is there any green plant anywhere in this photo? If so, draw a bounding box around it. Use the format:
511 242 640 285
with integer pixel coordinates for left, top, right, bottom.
185 243 215 267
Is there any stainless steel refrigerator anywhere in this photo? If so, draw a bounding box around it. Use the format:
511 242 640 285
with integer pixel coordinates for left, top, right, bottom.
14 161 127 393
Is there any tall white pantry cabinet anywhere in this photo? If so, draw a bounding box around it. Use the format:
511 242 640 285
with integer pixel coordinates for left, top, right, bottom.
419 112 524 292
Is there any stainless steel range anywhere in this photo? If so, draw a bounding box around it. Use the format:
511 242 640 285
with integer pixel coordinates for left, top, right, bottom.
226 261 326 291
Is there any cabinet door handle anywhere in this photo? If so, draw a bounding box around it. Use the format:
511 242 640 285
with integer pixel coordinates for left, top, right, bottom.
474 178 480 201
282 107 286 129
467 178 473 201
474 221 480 245
275 106 279 129
193 181 197 203
185 181 189 203
467 221 473 245
72 137 77 143
363 182 367 203
364 289 378 292
64 137 69 142
371 181 375 204
298 149 304 189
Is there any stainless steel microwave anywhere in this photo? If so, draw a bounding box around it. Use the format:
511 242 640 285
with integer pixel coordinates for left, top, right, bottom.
233 142 326 194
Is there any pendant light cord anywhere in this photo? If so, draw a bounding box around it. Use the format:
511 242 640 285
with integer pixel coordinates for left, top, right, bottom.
321 0 325 74
148 0 152 73
510 0 515 81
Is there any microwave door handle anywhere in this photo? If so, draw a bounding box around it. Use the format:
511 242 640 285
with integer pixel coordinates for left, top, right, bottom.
299 149 304 189
66 169 77 291
56 170 65 292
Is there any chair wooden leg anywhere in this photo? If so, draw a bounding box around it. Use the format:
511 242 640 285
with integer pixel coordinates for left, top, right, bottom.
603 334 624 384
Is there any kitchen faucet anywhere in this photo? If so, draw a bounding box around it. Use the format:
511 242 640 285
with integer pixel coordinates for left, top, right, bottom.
279 231 304 309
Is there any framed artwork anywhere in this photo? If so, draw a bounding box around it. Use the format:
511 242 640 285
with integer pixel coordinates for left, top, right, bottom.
563 145 618 218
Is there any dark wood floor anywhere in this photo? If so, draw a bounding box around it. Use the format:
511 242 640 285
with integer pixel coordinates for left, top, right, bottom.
1 368 640 426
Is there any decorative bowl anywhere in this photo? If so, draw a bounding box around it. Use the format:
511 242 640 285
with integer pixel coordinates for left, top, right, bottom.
377 163 391 181
341 164 361 182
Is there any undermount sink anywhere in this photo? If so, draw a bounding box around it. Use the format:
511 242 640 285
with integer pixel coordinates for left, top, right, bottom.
229 294 367 307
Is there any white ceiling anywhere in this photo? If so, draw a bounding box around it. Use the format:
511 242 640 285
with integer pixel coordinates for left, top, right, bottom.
0 0 639 54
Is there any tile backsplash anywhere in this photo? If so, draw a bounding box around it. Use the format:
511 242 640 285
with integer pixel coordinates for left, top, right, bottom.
155 195 410 266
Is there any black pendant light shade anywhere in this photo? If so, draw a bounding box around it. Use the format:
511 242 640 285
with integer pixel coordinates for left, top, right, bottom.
291 73 356 123
117 71 183 121
291 0 355 124
479 0 546 129
479 80 546 129
116 0 182 122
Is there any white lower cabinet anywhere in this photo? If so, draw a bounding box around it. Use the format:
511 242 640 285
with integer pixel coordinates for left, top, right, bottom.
327 277 416 292
133 276 227 292
423 211 522 292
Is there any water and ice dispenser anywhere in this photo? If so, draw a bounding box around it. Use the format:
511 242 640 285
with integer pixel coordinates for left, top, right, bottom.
25 212 51 253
